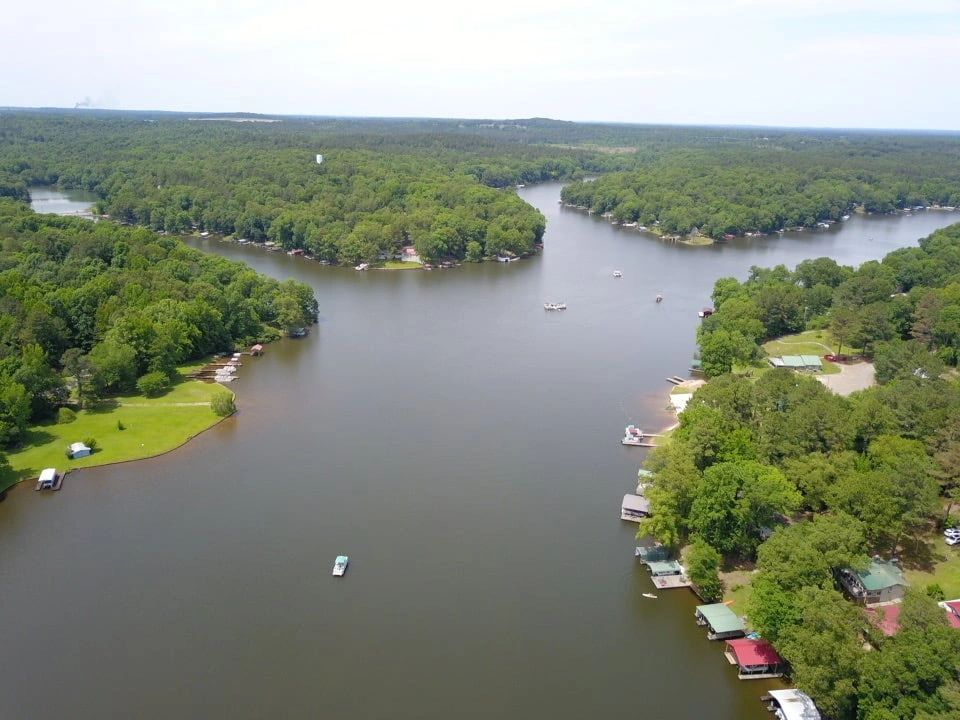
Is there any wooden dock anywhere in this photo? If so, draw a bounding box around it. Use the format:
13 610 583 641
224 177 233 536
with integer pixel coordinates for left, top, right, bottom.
652 575 692 590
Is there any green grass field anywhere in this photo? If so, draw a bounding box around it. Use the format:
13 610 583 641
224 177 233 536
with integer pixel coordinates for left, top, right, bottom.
379 260 420 270
1 375 233 491
905 540 960 599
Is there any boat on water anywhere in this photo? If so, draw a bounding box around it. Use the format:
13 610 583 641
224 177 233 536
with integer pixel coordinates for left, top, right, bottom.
698 307 714 318
354 262 370 271
622 425 645 445
332 555 349 576
642 593 658 599
612 270 623 277
655 294 663 303
544 302 567 311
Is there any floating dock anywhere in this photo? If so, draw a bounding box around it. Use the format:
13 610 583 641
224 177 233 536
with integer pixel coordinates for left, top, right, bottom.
665 375 686 385
651 575 693 590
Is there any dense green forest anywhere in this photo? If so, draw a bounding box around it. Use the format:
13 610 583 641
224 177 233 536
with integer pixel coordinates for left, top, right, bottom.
560 140 960 238
643 223 960 718
4 110 960 261
0 199 317 457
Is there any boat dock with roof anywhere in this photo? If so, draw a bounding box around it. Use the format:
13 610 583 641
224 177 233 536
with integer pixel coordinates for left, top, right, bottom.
695 603 747 640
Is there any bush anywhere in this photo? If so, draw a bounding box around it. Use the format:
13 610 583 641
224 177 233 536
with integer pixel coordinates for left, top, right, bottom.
211 393 236 417
117 420 125 431
82 437 98 451
136 371 170 397
57 407 77 424
926 583 946 601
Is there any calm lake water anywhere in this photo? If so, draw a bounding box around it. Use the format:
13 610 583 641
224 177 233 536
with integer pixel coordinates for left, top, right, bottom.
3 186 958 719
27 186 98 215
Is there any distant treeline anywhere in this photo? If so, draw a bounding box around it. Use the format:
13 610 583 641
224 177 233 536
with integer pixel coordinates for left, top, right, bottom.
0 200 317 450
560 141 960 238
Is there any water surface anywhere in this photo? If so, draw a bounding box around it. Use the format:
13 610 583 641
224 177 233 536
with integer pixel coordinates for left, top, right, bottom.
28 186 98 216
2 185 957 719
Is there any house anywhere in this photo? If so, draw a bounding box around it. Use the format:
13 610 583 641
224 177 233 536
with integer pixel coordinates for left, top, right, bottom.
68 442 91 459
838 559 907 605
401 245 421 264
621 494 651 522
724 638 787 679
695 603 746 640
36 468 60 491
765 689 821 720
937 599 960 629
768 355 823 372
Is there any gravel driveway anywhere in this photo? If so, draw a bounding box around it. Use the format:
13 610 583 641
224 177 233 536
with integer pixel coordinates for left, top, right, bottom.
817 361 876 396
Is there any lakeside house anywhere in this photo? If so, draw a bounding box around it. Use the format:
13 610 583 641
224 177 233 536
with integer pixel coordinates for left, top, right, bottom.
838 559 907 606
695 603 746 640
768 355 823 372
724 638 787 680
621 493 651 522
67 442 91 459
401 245 421 263
765 689 821 720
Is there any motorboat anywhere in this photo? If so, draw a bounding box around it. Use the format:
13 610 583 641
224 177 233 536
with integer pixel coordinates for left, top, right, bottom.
622 425 645 445
655 294 663 303
544 302 567 311
354 262 370 271
612 270 623 277
332 555 349 576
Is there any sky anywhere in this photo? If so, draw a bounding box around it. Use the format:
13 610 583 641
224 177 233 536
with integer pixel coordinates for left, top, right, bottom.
4 0 960 130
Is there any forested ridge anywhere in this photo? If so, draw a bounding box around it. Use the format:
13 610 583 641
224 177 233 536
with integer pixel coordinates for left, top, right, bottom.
561 139 960 238
0 199 317 462
643 223 960 718
4 110 960 262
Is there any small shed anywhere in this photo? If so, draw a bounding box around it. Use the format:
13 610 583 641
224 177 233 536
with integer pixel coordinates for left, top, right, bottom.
695 604 746 640
647 560 683 577
724 638 786 679
766 689 821 720
68 442 91 459
621 494 651 522
250 344 264 356
838 559 907 605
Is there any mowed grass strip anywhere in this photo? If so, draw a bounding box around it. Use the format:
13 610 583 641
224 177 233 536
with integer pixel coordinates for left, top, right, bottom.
2 378 233 491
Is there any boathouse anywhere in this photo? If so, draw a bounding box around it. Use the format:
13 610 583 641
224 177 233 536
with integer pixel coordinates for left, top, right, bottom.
838 559 907 605
646 560 683 577
36 468 60 491
695 604 746 640
621 494 651 522
724 638 786 680
67 442 91 459
765 689 821 720
635 544 670 562
768 355 823 372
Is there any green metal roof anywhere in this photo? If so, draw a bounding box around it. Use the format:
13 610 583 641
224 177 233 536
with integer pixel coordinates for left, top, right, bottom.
647 560 683 575
857 560 906 591
778 355 822 367
636 545 670 562
696 603 746 634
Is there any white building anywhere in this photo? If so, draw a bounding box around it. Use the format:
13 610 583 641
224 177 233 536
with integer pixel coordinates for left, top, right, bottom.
316 154 324 164
68 442 92 459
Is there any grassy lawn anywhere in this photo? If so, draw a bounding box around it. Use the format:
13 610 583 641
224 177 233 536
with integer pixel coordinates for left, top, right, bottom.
763 329 863 358
721 569 755 617
905 540 960 599
379 260 420 270
1 375 233 491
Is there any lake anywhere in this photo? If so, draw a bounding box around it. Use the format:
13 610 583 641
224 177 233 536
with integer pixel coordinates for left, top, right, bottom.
27 186 98 216
2 185 957 719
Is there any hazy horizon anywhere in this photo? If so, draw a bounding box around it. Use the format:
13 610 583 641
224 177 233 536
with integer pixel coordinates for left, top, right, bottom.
6 0 960 131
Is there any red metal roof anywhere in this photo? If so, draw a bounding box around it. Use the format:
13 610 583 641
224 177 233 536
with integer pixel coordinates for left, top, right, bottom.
944 601 960 629
866 604 901 636
725 638 784 666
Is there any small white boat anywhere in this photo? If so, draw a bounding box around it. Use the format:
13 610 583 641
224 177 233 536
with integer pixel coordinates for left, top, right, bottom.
655 294 663 303
332 555 349 576
543 302 567 311
354 263 370 271
642 593 658 599
613 270 623 278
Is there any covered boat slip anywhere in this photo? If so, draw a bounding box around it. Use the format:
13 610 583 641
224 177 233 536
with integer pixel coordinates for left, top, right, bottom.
695 603 746 640
763 689 821 720
620 493 651 522
724 638 786 680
